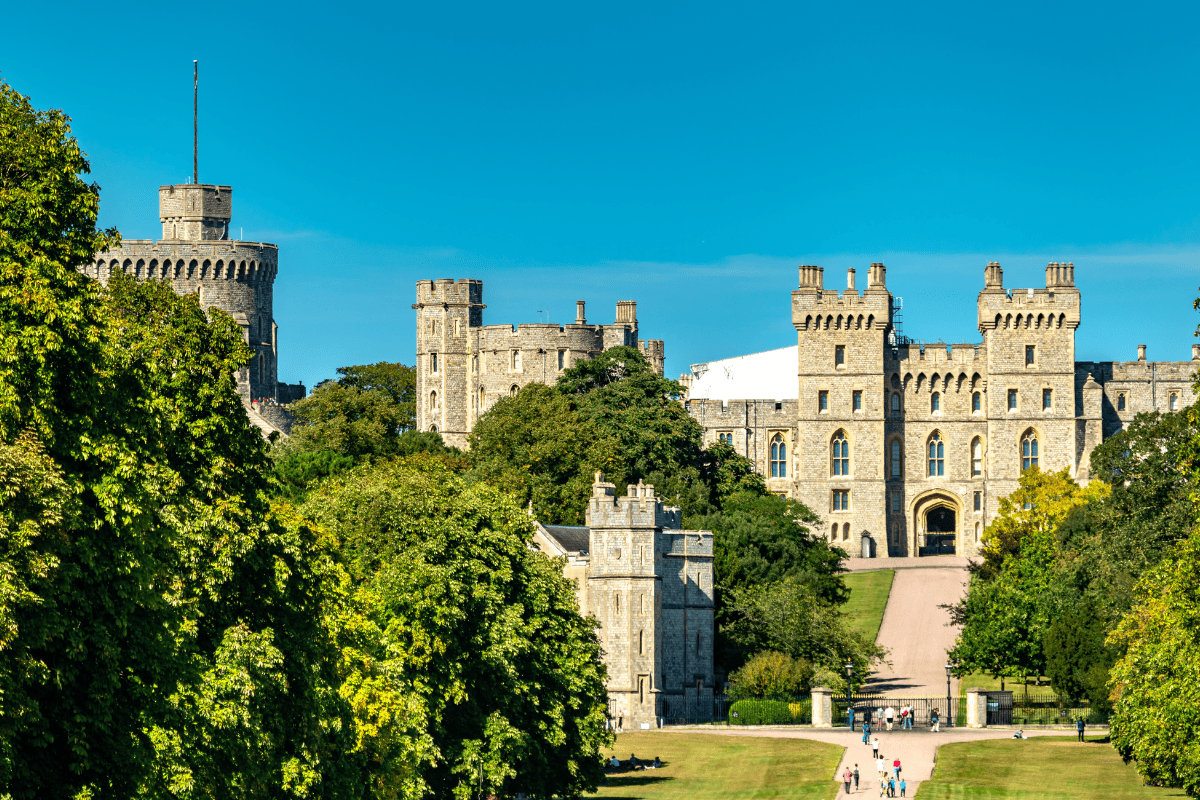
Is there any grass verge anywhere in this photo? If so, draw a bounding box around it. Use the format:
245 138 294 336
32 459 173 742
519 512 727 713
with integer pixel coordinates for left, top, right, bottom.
843 570 895 642
916 736 1185 799
594 732 843 800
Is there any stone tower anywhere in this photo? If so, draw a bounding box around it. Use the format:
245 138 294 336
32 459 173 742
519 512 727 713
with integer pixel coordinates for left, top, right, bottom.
82 181 305 433
584 475 713 728
791 263 893 558
413 279 485 447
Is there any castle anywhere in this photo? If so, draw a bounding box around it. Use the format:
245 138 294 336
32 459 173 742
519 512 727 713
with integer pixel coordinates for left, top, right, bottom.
420 263 1199 560
683 262 1199 558
413 279 665 449
83 180 305 436
533 475 714 728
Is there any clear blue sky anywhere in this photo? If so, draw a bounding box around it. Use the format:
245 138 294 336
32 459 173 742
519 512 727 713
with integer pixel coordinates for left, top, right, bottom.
6 1 1200 386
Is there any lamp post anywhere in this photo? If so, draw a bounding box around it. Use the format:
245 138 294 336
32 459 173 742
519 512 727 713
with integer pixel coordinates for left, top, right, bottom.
845 660 855 730
945 663 953 728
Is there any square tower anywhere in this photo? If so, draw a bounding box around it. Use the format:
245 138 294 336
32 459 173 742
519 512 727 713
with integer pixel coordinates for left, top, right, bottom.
159 183 232 241
413 279 485 449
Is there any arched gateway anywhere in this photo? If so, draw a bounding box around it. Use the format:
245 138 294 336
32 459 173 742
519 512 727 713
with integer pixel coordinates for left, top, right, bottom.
911 491 961 556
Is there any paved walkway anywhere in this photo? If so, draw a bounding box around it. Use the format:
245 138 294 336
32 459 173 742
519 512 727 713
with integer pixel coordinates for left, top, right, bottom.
843 556 977 572
664 726 1067 795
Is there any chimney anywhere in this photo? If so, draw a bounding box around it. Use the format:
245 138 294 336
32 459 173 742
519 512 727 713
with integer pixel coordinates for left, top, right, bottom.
615 300 637 324
1045 261 1076 288
847 268 856 291
798 265 824 290
1137 344 1147 362
984 262 1003 289
867 262 886 290
575 300 586 325
1193 344 1200 361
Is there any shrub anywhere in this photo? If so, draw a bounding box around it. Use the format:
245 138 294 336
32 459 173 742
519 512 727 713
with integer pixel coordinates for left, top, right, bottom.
728 698 811 725
727 651 812 700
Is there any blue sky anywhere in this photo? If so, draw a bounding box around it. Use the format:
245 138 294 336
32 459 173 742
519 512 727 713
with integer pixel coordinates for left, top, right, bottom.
6 1 1200 386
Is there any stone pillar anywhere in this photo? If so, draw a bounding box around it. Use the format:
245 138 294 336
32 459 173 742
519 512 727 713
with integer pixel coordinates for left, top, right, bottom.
812 687 833 728
965 688 988 728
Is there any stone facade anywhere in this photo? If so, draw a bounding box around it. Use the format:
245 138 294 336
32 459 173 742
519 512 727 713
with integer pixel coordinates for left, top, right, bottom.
83 181 305 435
685 262 1198 559
413 280 666 449
533 475 714 729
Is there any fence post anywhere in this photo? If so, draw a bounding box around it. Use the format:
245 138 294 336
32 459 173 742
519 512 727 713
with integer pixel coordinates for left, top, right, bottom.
966 688 987 728
811 687 833 728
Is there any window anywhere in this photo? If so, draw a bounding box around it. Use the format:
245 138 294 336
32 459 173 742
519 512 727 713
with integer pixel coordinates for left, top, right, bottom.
770 434 787 478
1022 431 1039 470
891 393 901 414
1171 393 1179 411
431 353 438 373
890 439 902 477
974 491 981 511
819 391 829 411
558 350 565 370
971 437 983 476
1043 388 1052 410
892 522 900 543
718 432 733 445
972 392 981 412
832 489 849 511
842 523 850 541
510 384 519 397
927 432 944 477
1026 345 1035 365
975 522 981 542
478 388 485 410
931 392 941 412
1008 389 1018 410
1117 393 1126 411
454 319 461 335
639 630 644 655
835 345 845 366
853 390 862 411
429 390 438 412
831 431 849 476
511 350 521 371
472 354 478 373
891 492 900 512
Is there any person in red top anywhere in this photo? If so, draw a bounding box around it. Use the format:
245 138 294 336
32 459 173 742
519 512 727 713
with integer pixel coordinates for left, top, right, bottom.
843 768 853 794
892 758 901 780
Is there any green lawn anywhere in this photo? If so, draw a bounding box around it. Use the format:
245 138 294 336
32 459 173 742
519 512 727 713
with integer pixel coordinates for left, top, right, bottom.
917 736 1185 799
842 570 894 642
959 672 1050 693
595 732 842 800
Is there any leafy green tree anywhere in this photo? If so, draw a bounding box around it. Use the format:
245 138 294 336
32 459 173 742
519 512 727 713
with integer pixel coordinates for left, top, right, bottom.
726 651 813 700
300 455 612 800
0 80 379 798
284 381 412 460
1043 596 1115 710
335 362 416 431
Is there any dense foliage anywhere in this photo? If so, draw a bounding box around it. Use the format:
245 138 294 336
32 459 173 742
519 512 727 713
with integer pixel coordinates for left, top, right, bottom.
300 456 611 799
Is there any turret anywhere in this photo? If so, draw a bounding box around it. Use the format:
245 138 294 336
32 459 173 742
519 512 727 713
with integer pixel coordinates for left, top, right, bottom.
159 183 232 241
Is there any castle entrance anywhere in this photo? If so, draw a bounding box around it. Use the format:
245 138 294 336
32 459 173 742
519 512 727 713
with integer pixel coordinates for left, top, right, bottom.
925 507 957 554
911 491 960 556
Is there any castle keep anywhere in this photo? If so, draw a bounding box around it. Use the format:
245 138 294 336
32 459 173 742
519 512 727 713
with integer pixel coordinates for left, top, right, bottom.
413 279 665 449
684 262 1199 559
84 180 305 436
533 475 714 728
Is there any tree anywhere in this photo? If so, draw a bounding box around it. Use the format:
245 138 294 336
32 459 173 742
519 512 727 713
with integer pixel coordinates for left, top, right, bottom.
0 80 370 798
726 651 813 700
1043 596 1115 710
299 455 612 800
335 362 416 431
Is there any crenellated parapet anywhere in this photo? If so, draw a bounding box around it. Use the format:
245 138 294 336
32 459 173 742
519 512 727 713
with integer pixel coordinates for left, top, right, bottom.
792 263 892 332
586 474 682 532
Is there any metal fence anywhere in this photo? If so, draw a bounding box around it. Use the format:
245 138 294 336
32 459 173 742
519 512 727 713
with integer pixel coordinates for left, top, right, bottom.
991 692 1110 725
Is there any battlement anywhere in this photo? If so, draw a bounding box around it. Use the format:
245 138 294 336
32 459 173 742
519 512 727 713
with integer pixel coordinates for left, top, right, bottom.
587 474 683 530
89 240 279 285
159 183 232 241
888 342 984 366
415 278 484 306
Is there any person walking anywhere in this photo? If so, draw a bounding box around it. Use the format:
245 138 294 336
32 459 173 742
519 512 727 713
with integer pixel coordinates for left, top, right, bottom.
843 768 853 794
1077 716 1086 742
885 705 895 731
899 778 907 797
930 708 940 732
887 776 896 797
904 704 913 730
872 736 880 759
863 718 872 744
893 758 901 780
854 764 860 791
876 756 886 782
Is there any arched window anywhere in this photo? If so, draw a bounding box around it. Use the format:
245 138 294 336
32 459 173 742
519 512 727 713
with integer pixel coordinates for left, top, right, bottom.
927 432 944 477
257 352 265 385
890 438 902 477
718 432 733 445
975 522 981 542
972 392 981 412
892 522 900 544
431 353 438 373
510 384 519 397
891 393 901 414
1022 431 1039 470
971 437 983 477
1170 393 1179 411
842 523 850 541
831 431 849 476
478 388 485 410
1117 393 1126 411
430 424 438 433
638 630 643 655
430 390 438 411
931 392 941 412
770 434 787 478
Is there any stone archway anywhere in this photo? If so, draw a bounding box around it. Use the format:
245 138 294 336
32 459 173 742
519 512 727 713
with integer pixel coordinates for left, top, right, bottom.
911 491 962 556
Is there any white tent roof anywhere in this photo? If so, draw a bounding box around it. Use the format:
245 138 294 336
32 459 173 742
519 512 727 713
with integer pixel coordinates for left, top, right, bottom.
686 345 798 402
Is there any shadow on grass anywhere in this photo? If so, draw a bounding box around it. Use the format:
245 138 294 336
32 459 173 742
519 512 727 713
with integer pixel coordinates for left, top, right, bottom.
601 773 675 798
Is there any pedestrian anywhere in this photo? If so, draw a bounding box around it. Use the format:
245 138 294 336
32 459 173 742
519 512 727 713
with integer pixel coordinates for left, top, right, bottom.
1076 716 1085 743
878 777 887 798
849 706 856 731
872 736 880 759
887 776 896 797
903 704 913 730
843 768 853 794
893 758 901 780
876 756 886 781
930 708 940 732
854 764 860 791
899 778 907 797
886 705 895 731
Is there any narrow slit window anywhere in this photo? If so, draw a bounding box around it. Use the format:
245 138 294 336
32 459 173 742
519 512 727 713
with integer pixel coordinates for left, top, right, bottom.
1008 389 1018 410
931 392 941 412
853 390 862 411
890 439 902 477
1043 388 1052 410
835 345 845 366
819 390 829 411
972 392 981 412
971 438 983 476
1026 345 1035 365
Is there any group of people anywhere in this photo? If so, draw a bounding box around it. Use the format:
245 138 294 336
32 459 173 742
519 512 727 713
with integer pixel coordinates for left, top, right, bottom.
855 704 941 733
840 760 905 797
